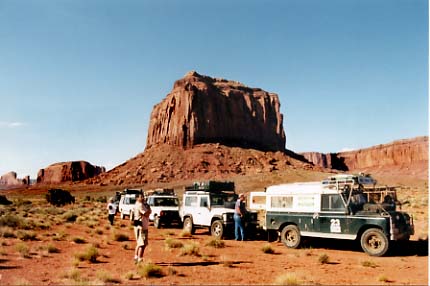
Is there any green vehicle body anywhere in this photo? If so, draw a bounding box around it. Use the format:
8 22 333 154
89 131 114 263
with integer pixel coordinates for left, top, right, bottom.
256 174 414 256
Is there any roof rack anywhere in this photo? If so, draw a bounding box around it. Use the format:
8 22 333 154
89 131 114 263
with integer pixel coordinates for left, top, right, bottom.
321 173 377 190
146 188 176 196
185 181 235 193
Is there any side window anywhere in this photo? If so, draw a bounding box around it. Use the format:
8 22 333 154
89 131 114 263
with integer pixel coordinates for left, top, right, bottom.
200 197 209 207
321 194 346 211
271 196 293 208
185 196 198 207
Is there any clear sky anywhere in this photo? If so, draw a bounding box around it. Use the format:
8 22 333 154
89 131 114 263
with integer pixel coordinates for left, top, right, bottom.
0 0 428 179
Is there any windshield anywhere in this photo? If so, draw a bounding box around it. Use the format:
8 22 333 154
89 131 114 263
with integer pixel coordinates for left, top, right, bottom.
154 198 179 207
210 193 237 208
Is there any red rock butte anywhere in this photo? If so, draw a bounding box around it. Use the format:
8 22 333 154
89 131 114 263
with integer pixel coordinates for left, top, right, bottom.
146 71 286 152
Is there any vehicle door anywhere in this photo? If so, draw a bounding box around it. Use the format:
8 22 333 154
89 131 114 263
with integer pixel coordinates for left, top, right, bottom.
193 195 211 226
316 194 351 236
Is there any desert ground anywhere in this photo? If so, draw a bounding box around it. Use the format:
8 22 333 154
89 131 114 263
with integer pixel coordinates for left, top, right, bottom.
0 170 428 285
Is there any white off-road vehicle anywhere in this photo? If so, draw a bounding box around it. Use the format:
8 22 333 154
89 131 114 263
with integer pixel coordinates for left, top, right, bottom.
180 181 258 239
118 188 143 220
146 189 181 228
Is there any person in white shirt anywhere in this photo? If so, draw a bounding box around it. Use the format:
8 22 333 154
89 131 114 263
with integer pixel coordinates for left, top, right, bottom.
106 197 116 226
133 194 151 263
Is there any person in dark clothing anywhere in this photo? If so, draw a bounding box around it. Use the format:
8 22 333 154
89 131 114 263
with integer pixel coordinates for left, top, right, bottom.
234 193 248 241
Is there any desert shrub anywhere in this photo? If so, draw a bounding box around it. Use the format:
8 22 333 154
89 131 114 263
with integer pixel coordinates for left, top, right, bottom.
274 273 301 285
180 242 201 257
96 196 107 203
361 260 378 268
112 232 129 242
206 238 225 248
75 245 99 263
72 237 86 244
15 242 30 258
95 228 104 235
52 231 68 241
378 275 390 282
137 262 165 278
62 211 78 222
0 227 16 238
16 230 38 241
46 243 60 253
96 270 121 284
179 230 192 238
0 195 12 205
318 253 329 264
262 243 275 254
165 238 183 249
0 214 26 228
124 271 134 280
46 189 75 206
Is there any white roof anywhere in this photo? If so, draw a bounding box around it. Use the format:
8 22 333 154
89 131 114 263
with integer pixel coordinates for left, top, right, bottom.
266 181 339 195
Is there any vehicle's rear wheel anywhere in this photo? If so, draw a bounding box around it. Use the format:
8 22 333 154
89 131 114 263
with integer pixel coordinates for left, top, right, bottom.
210 220 224 239
183 217 195 234
360 228 389 256
120 211 125 220
129 212 134 221
281 225 301 249
154 215 161 229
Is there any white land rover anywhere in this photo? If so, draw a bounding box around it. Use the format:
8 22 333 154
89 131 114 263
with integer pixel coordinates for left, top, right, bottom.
180 181 258 239
146 189 181 228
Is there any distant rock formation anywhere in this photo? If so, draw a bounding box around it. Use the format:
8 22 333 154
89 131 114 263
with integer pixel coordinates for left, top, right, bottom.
146 71 286 152
0 171 30 186
302 136 428 178
37 161 105 184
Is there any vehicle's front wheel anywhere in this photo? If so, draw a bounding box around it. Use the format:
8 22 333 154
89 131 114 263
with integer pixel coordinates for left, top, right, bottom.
154 215 161 229
120 211 125 220
360 228 389 257
281 225 301 249
210 220 224 239
183 217 195 234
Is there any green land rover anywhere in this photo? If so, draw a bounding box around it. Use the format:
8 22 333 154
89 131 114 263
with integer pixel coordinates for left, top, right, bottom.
250 174 414 256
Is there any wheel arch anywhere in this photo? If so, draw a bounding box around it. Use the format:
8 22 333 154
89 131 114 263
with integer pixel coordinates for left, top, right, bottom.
356 224 387 241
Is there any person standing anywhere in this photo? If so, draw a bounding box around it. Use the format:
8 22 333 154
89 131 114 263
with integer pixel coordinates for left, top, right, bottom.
107 197 116 226
133 194 151 263
234 193 247 241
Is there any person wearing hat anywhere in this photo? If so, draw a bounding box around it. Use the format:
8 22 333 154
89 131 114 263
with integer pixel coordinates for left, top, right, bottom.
234 193 248 241
106 197 116 226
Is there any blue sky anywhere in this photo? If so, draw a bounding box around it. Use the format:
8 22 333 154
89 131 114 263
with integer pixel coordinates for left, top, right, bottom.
0 0 428 179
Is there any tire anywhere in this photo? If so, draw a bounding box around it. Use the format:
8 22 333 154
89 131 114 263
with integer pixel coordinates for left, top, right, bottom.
129 212 134 221
183 217 195 234
154 215 161 229
210 220 224 239
120 211 125 220
360 228 389 257
280 225 301 249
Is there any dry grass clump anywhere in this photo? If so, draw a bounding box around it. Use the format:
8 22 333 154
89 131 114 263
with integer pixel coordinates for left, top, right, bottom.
137 262 165 278
262 243 275 254
361 260 378 268
318 253 329 264
16 230 38 241
179 230 193 237
165 238 184 249
112 232 129 242
74 245 99 263
274 273 301 285
206 238 225 248
15 242 31 258
180 242 201 256
96 270 122 284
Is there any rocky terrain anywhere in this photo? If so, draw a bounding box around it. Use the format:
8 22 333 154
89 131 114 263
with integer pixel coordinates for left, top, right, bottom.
37 161 105 184
0 172 29 188
147 71 285 151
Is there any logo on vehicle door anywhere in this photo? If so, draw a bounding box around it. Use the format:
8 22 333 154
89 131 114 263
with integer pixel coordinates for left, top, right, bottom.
330 219 341 233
